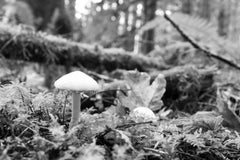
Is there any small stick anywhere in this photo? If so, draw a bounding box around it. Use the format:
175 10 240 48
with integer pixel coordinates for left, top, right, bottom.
116 121 154 129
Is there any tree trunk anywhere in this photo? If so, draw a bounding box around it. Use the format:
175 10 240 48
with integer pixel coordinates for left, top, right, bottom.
0 0 5 6
198 0 211 20
130 4 137 31
228 0 240 42
181 0 194 15
217 2 230 37
22 0 58 30
22 0 72 36
53 0 73 37
124 8 129 33
66 0 76 19
141 0 156 54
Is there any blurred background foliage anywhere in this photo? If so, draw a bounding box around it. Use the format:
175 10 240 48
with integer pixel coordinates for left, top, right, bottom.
1 0 240 54
1 0 240 88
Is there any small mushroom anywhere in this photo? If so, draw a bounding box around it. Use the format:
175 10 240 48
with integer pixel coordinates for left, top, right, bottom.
54 71 100 127
130 107 157 123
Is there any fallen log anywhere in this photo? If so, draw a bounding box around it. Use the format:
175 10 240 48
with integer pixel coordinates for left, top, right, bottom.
0 23 168 72
161 65 217 114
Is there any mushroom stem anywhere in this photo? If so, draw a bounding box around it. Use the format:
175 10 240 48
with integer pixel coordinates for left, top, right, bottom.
70 91 81 128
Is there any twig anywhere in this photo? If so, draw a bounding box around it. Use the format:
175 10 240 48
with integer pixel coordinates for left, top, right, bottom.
177 150 205 160
143 147 167 155
163 12 240 70
81 89 131 105
116 121 154 129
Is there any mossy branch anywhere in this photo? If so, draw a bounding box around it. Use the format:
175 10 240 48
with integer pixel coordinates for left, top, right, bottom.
0 23 168 72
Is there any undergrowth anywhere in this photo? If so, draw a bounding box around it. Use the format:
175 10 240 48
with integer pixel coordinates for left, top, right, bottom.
0 75 239 160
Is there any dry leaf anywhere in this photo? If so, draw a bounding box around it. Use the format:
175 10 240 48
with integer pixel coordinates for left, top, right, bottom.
118 70 166 112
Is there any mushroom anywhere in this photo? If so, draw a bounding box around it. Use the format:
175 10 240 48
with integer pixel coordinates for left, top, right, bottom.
54 71 100 127
130 107 157 123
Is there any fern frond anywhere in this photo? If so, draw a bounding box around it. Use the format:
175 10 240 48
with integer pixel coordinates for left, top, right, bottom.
183 129 205 148
170 13 218 40
0 82 31 112
224 137 240 150
140 12 240 66
139 12 217 39
32 92 55 110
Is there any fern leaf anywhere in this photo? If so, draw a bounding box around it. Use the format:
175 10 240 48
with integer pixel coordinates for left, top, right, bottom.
183 129 205 148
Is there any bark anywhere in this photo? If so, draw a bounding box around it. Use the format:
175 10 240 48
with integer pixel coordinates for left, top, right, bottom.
0 24 168 72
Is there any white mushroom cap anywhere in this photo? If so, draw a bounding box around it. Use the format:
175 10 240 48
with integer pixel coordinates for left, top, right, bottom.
54 71 100 91
130 107 157 122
